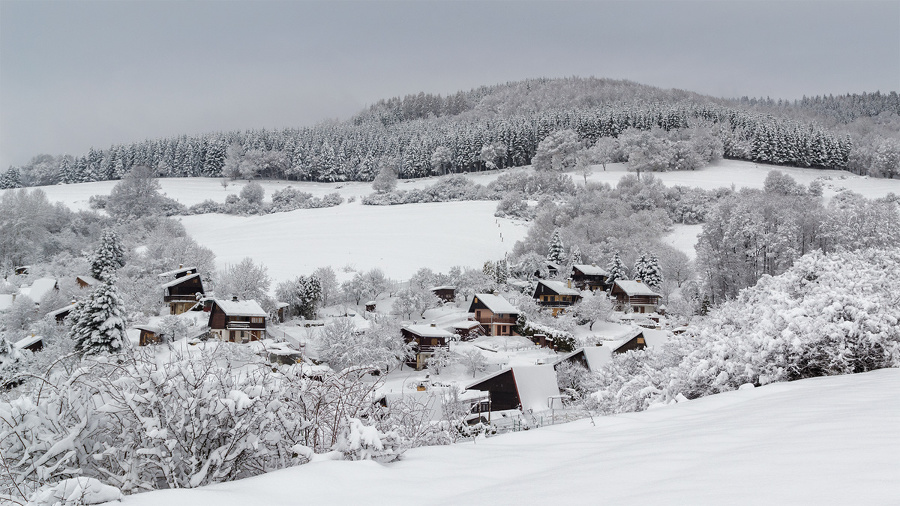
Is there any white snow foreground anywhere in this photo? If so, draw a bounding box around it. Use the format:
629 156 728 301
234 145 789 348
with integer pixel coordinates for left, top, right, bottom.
119 368 900 506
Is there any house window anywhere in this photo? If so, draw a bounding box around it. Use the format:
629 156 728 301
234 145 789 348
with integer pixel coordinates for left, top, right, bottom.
476 310 481 319
251 317 263 324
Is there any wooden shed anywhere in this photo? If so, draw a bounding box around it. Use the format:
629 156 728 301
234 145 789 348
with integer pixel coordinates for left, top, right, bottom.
464 365 560 413
134 324 163 346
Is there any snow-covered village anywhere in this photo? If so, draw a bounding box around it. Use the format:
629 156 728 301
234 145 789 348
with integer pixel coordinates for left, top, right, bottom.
1 2 899 505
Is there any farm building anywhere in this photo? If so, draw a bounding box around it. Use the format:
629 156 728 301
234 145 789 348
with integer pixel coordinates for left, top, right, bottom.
430 285 456 303
468 293 520 337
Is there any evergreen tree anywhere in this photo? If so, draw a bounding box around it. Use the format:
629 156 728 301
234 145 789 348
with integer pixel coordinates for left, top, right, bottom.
547 230 565 265
607 252 628 286
643 254 663 289
68 278 128 355
633 254 650 282
90 229 126 281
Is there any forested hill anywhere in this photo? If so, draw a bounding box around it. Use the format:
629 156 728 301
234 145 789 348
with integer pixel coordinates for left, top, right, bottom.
2 77 897 189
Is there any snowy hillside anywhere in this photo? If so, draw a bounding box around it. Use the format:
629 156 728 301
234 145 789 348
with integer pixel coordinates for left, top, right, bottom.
119 369 900 506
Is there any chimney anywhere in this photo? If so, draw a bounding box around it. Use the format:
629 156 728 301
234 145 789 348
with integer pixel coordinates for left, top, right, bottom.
430 323 436 327
567 278 572 289
232 295 238 302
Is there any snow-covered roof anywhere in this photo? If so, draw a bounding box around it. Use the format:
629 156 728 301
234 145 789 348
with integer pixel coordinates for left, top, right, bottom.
160 272 201 289
536 280 581 296
213 299 267 317
158 266 198 278
403 324 454 339
76 275 100 286
14 335 43 350
574 264 609 276
46 304 75 318
133 324 160 333
473 293 520 315
613 280 661 297
430 285 456 291
20 278 57 302
511 365 561 412
452 320 481 330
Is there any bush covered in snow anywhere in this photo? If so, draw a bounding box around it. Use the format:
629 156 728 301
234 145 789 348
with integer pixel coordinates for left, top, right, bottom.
591 248 900 414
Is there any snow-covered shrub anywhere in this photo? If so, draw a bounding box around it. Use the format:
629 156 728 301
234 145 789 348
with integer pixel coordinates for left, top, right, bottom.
494 191 533 220
334 417 403 463
29 477 123 506
591 248 900 415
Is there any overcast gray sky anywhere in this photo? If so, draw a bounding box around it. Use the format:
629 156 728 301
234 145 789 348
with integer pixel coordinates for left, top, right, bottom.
1 0 898 169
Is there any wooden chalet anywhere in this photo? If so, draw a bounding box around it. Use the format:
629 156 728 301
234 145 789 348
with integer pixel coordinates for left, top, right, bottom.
535 261 560 279
134 324 163 346
430 285 456 303
159 266 205 315
76 275 100 289
532 279 582 316
46 303 76 324
610 280 662 314
365 301 377 313
401 324 453 370
571 264 610 291
468 293 520 337
555 331 647 373
464 365 561 413
207 297 267 343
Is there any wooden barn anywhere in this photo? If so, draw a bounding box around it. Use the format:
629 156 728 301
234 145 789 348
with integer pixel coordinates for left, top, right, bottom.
571 264 610 291
468 293 520 337
14 335 43 353
464 365 561 413
134 324 163 346
610 280 662 314
430 285 456 303
207 297 267 343
159 267 205 315
532 279 582 316
401 324 453 370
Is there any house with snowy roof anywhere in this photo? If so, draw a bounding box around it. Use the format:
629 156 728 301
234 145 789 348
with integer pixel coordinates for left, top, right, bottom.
19 278 58 304
401 324 453 370
46 302 76 324
468 293 520 337
610 279 662 314
532 279 582 316
133 324 162 346
572 264 610 291
207 297 267 343
76 275 100 289
15 334 43 353
159 266 205 315
465 365 561 413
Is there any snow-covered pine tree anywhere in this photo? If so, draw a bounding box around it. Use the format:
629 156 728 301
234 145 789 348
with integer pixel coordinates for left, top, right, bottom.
68 278 128 355
633 254 650 282
90 229 125 281
644 254 663 289
607 252 628 286
547 230 565 265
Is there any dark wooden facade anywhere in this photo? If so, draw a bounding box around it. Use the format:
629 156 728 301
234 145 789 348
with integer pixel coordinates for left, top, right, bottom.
401 325 452 370
135 326 162 346
466 370 521 412
613 333 647 353
610 281 661 314
163 273 205 315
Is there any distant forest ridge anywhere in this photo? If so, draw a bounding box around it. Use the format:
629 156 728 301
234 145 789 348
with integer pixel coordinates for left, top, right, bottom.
2 77 898 189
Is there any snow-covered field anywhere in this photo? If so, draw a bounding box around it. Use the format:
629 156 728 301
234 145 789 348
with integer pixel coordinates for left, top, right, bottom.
120 368 900 506
7 160 900 279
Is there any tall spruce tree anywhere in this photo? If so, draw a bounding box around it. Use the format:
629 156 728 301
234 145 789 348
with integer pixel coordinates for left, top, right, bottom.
90 229 125 281
547 230 565 265
633 254 650 282
644 254 663 289
68 277 128 355
607 252 628 286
